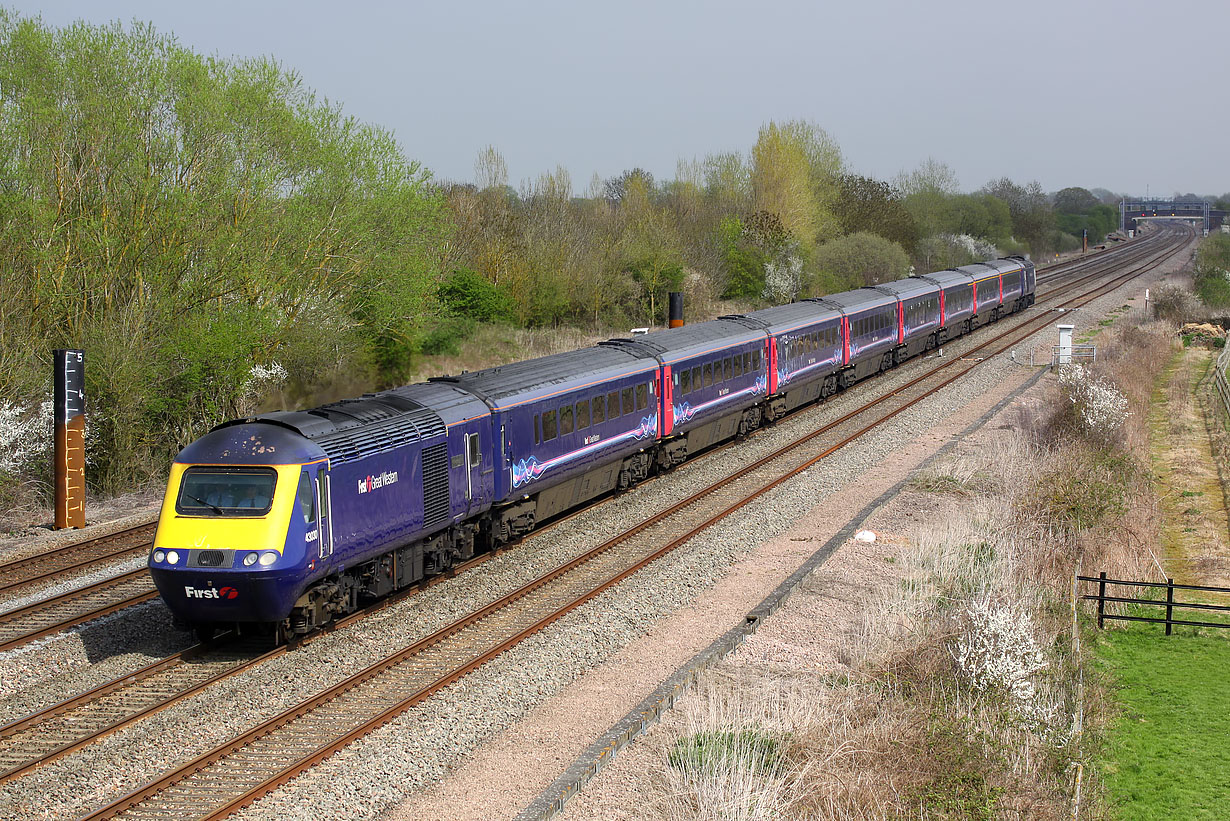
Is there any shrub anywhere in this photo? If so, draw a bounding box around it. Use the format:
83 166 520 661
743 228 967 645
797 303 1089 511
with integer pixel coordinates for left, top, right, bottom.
1057 364 1129 444
811 231 911 295
419 317 476 356
437 269 515 323
1150 283 1200 323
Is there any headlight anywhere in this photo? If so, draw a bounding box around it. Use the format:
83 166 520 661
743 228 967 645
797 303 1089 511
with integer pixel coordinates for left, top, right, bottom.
166 550 180 565
243 552 259 566
152 550 166 563
259 552 278 566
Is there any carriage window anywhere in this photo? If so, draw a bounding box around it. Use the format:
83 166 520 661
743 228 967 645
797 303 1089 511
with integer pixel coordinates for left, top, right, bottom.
636 383 648 410
743 352 751 373
703 363 713 387
622 387 635 415
680 368 691 394
542 410 557 441
733 354 742 377
752 350 761 371
608 391 620 419
560 404 574 435
576 399 590 429
691 366 701 389
469 431 481 465
591 395 604 424
723 357 732 380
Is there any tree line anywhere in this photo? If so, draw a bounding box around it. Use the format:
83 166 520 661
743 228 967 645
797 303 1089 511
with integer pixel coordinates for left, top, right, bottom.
0 11 1188 499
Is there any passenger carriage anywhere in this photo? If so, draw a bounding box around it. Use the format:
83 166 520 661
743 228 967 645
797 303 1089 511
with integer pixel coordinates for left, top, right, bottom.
815 289 900 384
604 320 769 468
868 278 942 363
726 301 844 417
441 346 661 540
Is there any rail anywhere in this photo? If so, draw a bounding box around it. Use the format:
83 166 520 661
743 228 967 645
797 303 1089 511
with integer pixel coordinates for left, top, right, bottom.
1078 572 1230 634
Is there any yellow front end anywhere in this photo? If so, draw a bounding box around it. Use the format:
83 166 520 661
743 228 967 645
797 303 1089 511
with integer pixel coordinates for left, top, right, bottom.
153 463 302 556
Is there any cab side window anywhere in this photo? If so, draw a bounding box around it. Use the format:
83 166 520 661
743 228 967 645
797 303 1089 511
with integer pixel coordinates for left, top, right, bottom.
296 471 317 525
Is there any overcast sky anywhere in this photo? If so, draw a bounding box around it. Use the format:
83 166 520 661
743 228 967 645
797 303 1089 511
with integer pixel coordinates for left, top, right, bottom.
12 0 1229 197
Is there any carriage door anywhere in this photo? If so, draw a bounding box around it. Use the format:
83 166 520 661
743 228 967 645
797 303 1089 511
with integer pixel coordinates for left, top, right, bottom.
463 430 481 512
316 468 334 559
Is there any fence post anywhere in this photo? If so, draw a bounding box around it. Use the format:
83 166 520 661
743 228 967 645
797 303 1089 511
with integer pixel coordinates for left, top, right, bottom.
1165 578 1175 636
1097 572 1107 629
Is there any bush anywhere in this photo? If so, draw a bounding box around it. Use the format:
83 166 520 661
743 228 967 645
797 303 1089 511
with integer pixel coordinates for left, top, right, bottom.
811 232 910 295
419 317 476 356
437 269 515 323
1150 283 1201 323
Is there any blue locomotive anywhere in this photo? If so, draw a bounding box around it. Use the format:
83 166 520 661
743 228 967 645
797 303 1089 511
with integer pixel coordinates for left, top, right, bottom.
149 257 1035 639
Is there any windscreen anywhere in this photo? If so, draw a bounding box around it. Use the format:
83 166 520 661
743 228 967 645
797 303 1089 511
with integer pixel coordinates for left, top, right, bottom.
176 467 277 516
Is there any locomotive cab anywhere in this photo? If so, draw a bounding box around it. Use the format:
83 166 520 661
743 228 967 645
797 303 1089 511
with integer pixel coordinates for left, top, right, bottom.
149 423 331 638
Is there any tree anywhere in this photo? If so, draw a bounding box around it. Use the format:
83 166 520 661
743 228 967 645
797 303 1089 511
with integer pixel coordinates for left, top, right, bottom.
1053 187 1099 214
750 120 844 249
982 177 1054 254
0 12 450 488
811 233 910 294
895 158 960 238
604 168 655 205
834 174 918 252
951 194 1013 244
474 145 509 191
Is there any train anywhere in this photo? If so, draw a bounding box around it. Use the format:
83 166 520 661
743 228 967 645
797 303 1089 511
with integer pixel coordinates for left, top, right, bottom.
148 257 1036 640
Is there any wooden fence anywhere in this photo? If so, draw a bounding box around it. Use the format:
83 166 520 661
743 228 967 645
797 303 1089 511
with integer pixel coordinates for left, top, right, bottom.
1211 342 1230 421
1079 572 1230 635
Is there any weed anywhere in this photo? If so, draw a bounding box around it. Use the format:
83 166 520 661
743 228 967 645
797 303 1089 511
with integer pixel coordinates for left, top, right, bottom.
667 729 786 773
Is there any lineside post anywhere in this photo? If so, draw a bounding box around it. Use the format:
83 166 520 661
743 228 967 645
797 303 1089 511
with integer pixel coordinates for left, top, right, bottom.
53 349 86 529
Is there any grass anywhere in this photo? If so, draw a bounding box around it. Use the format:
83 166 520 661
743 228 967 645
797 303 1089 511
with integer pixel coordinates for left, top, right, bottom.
1094 627 1230 819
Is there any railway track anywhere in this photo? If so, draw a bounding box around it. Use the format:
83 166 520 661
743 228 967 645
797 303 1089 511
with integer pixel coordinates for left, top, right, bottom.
67 223 1191 821
0 522 155 597
0 228 1169 658
0 568 158 653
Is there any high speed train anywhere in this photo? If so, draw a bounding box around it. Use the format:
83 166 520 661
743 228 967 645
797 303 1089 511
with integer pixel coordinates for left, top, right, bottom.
148 257 1035 640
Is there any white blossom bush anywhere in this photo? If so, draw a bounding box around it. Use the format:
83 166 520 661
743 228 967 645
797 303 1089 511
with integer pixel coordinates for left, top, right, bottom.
941 233 1002 262
762 248 803 303
1058 364 1129 442
237 361 289 416
0 399 53 476
951 596 1046 702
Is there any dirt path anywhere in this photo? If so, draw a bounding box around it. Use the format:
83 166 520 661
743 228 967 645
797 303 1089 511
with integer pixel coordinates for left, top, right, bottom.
1149 346 1230 591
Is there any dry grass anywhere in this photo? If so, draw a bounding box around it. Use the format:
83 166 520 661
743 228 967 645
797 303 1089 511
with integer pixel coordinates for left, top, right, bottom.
637 320 1178 821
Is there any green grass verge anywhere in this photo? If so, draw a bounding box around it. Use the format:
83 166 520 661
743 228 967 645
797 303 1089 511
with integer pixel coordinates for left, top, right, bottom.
1095 626 1230 819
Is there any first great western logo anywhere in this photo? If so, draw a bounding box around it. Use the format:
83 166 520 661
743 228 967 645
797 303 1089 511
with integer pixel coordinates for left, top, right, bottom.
357 470 398 495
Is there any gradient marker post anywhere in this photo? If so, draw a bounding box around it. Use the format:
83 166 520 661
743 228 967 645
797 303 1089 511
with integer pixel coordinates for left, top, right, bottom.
54 349 86 529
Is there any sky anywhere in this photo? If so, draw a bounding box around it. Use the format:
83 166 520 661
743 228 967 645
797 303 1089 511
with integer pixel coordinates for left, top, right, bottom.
10 0 1229 197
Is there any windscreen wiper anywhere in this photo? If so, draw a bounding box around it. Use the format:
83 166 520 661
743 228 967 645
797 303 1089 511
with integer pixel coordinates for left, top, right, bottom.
185 494 225 515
